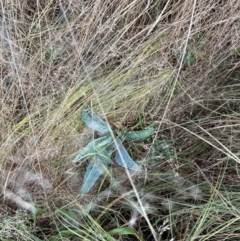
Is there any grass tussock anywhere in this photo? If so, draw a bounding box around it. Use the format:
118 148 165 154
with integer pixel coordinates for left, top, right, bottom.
0 0 240 240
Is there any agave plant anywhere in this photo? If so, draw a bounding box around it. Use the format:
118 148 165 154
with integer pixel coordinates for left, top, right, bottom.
73 108 154 196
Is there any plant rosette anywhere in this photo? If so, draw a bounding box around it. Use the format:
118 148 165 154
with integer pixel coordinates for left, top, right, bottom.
73 108 154 196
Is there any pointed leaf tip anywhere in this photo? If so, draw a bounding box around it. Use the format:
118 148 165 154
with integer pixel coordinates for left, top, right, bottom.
114 138 141 171
81 156 106 196
80 144 114 196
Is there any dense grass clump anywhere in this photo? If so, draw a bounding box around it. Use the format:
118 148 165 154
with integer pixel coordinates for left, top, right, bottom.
0 0 240 240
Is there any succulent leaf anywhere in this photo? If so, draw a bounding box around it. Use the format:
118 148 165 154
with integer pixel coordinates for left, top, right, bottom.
114 138 141 171
124 126 154 141
73 135 113 163
82 109 110 135
81 145 114 196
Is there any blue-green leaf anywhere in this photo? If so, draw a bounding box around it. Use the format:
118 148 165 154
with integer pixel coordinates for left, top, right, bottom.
81 156 106 196
73 135 113 163
124 126 154 141
82 109 110 135
81 146 114 196
114 138 141 171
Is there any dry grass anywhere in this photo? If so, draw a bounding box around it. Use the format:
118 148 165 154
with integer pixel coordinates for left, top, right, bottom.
0 0 240 240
